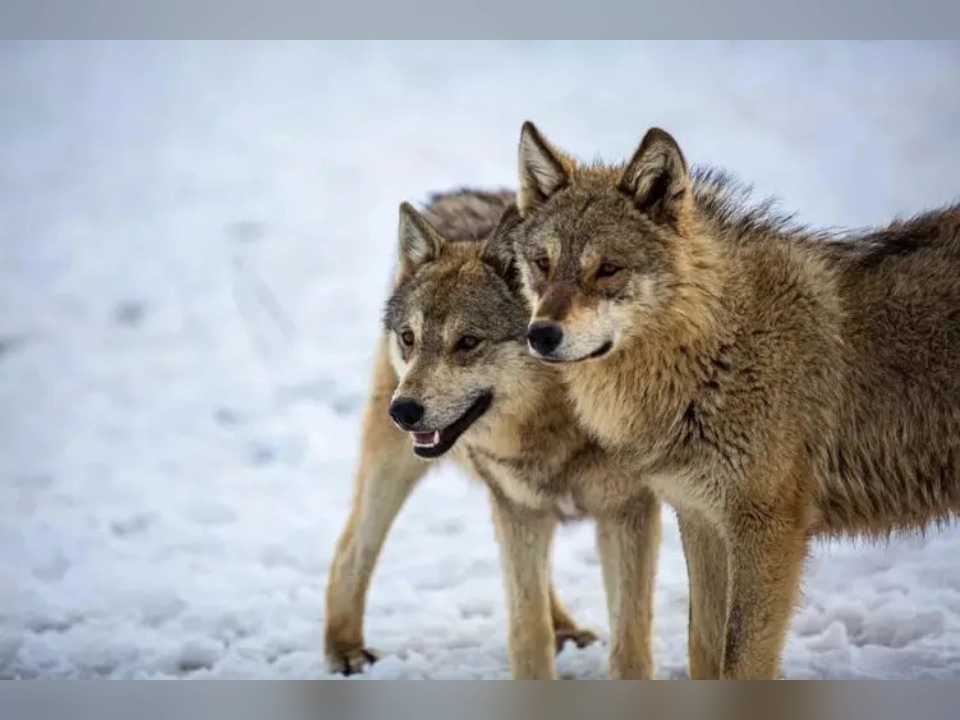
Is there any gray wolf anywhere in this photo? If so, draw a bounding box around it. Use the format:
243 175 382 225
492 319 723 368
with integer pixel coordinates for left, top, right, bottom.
506 120 960 679
323 188 661 679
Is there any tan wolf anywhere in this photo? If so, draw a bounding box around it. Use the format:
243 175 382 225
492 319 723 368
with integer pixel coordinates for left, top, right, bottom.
507 121 960 679
323 189 661 680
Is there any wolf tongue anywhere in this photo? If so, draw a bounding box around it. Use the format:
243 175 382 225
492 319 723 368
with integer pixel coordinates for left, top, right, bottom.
413 430 440 445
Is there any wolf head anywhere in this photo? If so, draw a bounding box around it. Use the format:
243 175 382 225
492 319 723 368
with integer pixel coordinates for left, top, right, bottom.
382 198 539 459
508 121 713 364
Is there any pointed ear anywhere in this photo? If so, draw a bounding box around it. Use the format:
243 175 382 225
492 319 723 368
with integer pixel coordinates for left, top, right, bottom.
517 121 570 217
397 201 443 276
618 127 691 229
479 203 523 282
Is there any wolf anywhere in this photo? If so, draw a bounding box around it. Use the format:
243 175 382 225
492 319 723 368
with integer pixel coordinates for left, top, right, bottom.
505 121 960 679
323 189 661 680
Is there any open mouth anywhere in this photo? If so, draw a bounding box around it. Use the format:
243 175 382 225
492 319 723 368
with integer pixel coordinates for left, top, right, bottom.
536 341 613 364
409 391 493 459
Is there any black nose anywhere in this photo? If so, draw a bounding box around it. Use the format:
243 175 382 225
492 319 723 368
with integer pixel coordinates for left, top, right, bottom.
389 397 425 429
527 322 563 355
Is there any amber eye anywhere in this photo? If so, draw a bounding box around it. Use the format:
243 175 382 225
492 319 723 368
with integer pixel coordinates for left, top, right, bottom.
455 335 482 352
534 257 550 273
596 262 621 279
400 330 415 347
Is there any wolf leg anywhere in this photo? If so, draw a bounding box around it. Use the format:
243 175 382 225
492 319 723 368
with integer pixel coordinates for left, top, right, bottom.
549 583 600 654
596 489 661 680
490 492 560 679
324 341 429 675
677 509 728 679
720 514 806 680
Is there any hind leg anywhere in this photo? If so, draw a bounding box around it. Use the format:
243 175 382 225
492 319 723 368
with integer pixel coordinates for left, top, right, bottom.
549 584 599 654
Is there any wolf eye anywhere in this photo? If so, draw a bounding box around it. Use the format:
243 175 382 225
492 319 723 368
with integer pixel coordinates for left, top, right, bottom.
596 262 622 279
455 335 482 352
534 257 550 273
399 330 415 347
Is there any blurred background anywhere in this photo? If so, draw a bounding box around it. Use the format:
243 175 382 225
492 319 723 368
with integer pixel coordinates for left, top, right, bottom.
3 41 960 679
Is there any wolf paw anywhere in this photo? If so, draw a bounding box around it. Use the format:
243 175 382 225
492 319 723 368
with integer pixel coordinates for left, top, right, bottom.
325 645 381 676
555 627 600 653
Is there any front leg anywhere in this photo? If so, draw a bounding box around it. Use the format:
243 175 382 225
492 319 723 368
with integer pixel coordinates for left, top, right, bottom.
489 490 559 680
324 342 430 675
677 509 728 679
595 489 661 680
721 514 808 680
324 447 426 675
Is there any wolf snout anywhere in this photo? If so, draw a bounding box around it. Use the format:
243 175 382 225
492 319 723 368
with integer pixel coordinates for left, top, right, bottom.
389 397 425 430
527 322 564 355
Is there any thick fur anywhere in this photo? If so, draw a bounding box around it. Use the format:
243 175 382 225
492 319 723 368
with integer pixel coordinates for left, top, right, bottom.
508 121 960 679
323 189 661 680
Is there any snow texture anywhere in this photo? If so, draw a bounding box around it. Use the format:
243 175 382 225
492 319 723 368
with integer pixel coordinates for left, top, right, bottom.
3 41 960 680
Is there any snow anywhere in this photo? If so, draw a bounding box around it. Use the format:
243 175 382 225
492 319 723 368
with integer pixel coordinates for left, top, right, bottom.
3 41 960 680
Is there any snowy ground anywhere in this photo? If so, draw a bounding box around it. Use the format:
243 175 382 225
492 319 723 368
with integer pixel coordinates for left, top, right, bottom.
3 41 960 680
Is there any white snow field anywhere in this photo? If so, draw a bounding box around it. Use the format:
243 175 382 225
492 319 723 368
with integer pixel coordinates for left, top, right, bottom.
3 41 960 680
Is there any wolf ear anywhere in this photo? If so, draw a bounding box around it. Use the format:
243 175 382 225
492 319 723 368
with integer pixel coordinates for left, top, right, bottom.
517 121 570 217
479 203 523 282
398 202 444 276
618 127 691 230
